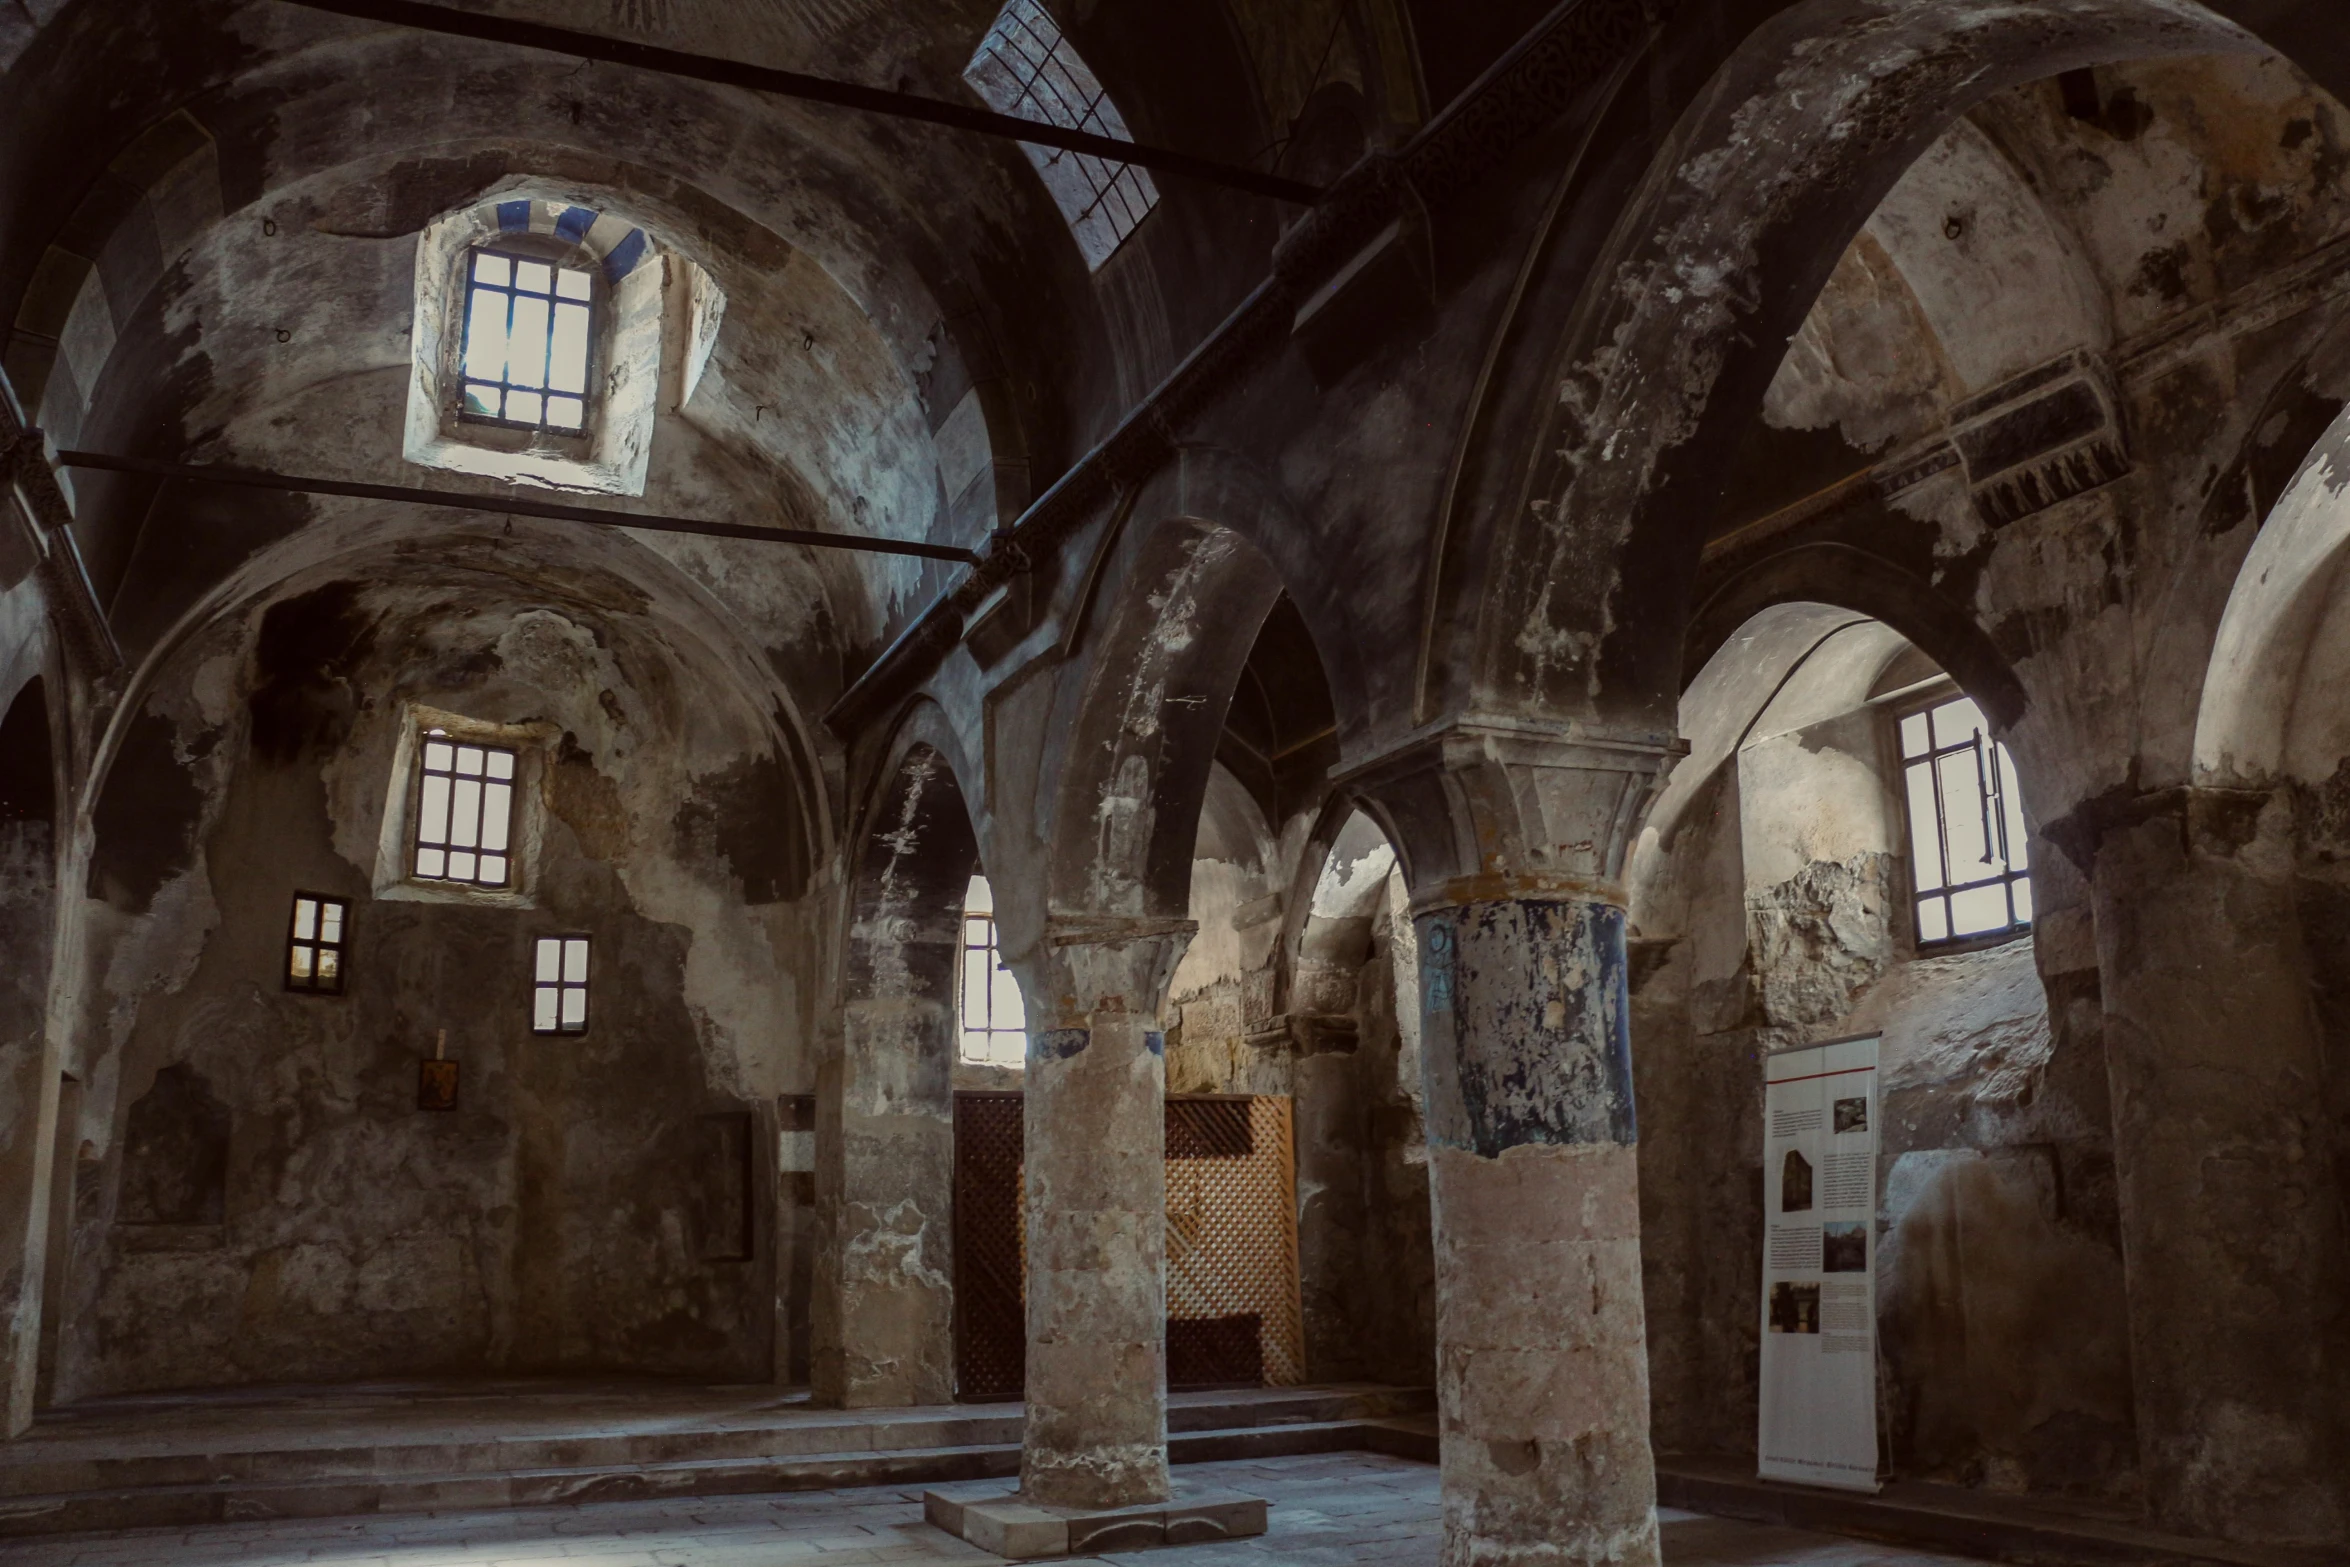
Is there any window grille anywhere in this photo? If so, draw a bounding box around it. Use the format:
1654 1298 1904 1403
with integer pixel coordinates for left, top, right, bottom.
459 250 593 432
413 731 517 888
533 935 590 1034
285 893 349 994
964 0 1159 269
959 875 1028 1065
1899 695 2032 945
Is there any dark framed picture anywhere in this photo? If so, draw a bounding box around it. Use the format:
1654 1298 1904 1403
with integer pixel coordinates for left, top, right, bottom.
418 1058 460 1113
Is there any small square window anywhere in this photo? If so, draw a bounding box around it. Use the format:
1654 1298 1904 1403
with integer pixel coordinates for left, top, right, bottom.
286 893 350 994
458 248 596 433
413 730 517 889
533 935 590 1035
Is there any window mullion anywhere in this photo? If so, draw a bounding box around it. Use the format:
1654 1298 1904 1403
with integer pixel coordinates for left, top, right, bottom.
1925 746 1953 912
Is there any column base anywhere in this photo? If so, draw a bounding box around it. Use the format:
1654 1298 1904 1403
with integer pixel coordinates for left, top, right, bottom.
921 1479 1267 1559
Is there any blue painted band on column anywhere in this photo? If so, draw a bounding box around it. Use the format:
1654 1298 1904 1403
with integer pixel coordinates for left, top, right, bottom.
1036 1028 1089 1062
1145 1031 1164 1056
1418 897 1637 1155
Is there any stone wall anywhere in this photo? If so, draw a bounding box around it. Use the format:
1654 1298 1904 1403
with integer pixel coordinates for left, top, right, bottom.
1157 781 1434 1386
1634 664 2134 1498
46 572 821 1398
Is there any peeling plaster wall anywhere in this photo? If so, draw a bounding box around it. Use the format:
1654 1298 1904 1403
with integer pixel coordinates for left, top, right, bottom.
1164 764 1285 1097
1635 648 2132 1498
50 567 820 1397
1159 783 1433 1385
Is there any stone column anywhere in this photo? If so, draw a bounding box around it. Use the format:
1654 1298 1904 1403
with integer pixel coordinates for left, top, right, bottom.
812 853 961 1408
1291 1016 1371 1380
2087 789 2348 1544
1010 918 1192 1509
0 669 65 1436
1350 723 1680 1567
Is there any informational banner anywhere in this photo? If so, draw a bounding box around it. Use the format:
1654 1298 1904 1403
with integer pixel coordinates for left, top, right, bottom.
1757 1032 1881 1492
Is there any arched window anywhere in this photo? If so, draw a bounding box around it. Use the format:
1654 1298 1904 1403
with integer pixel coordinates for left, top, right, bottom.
964 0 1158 269
458 249 596 433
1898 693 2032 945
958 875 1027 1065
405 197 714 497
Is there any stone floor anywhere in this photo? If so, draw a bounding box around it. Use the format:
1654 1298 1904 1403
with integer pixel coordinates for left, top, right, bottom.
0 1453 1981 1566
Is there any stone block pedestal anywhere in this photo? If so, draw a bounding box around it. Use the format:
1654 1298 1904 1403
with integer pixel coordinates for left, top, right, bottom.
921 1479 1266 1559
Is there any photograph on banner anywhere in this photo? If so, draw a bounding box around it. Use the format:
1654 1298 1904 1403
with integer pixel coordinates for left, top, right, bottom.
1757 1032 1882 1492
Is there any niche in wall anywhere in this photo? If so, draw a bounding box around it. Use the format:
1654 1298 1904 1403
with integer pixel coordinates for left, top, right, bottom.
116 1064 230 1229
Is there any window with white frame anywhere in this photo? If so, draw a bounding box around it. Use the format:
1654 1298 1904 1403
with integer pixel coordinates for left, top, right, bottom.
285 893 349 994
1899 694 2032 946
459 250 594 433
413 730 518 888
959 875 1027 1065
533 935 590 1035
964 0 1159 269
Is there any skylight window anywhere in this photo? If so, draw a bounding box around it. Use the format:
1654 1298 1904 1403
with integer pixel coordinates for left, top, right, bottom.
1899 695 2032 946
460 251 593 432
413 730 517 888
958 875 1027 1066
964 0 1159 269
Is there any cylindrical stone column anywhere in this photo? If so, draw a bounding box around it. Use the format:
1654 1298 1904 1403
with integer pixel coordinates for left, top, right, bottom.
1417 892 1661 1567
1012 923 1191 1509
2091 796 2348 1544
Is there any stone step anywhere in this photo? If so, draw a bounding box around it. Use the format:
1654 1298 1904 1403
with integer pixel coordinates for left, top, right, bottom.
0 1392 1437 1539
0 1385 1429 1501
1656 1458 2341 1567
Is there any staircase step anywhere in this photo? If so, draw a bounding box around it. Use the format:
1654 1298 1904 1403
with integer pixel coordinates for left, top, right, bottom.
0 1389 1440 1539
0 1386 1430 1501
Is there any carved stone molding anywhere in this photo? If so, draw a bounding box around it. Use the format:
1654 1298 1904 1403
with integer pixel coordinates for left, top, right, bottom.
1341 716 1686 907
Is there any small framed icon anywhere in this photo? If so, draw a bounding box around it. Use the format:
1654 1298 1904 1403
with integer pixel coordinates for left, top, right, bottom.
418 1058 460 1113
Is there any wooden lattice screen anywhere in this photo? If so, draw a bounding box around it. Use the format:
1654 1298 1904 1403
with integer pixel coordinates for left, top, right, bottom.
949 1092 1302 1400
952 1091 1026 1401
1166 1095 1303 1388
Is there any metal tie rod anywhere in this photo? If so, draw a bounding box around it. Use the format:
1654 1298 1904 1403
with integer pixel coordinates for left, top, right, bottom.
55 450 983 565
279 0 1324 206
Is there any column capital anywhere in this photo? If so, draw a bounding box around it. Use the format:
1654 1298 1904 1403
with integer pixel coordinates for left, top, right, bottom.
1009 917 1196 1035
1339 715 1686 907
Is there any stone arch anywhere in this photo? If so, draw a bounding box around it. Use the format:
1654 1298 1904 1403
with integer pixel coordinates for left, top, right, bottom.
2195 400 2350 785
1434 0 2262 732
1686 542 2028 728
1045 478 1291 923
78 507 829 868
1630 599 2129 1484
816 700 982 1408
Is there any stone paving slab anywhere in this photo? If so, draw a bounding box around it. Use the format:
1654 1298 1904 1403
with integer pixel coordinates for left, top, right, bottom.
0 1454 2010 1567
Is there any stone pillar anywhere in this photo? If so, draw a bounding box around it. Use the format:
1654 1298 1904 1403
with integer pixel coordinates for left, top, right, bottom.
2088 790 2348 1544
1010 918 1192 1509
1350 723 1680 1567
0 670 65 1436
1291 1016 1371 1380
810 988 956 1407
812 837 962 1409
